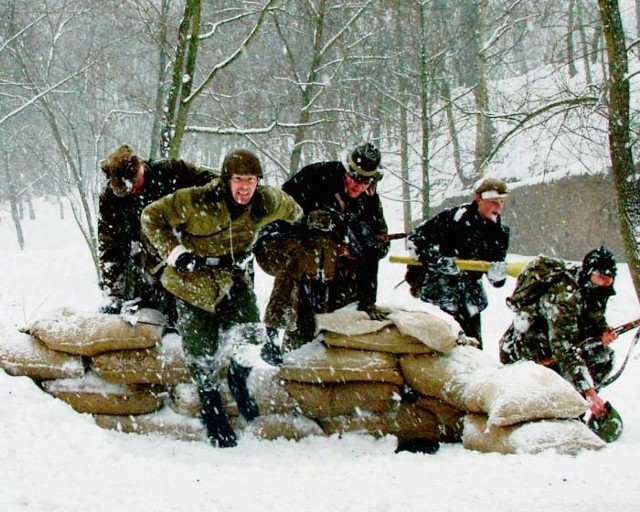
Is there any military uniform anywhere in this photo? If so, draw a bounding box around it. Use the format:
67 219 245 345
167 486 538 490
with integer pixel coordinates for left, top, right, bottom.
407 200 510 344
98 153 216 324
254 159 389 350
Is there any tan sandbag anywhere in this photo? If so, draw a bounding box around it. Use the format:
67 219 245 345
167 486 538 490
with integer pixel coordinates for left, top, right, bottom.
319 402 440 441
462 414 605 455
30 308 164 356
315 309 393 335
415 395 465 442
279 341 404 385
400 346 501 410
323 326 434 354
464 361 589 427
243 414 324 441
0 327 84 380
283 381 401 418
91 333 191 385
42 372 164 415
387 309 457 353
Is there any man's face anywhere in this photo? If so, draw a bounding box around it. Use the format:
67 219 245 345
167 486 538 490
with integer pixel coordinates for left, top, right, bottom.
344 172 371 199
103 162 139 197
476 196 505 222
229 174 259 205
590 272 614 288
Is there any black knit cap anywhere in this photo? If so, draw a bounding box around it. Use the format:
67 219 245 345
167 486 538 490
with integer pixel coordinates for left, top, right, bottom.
582 245 617 278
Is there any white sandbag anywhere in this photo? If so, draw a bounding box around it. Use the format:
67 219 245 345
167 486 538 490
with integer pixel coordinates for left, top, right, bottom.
0 327 84 380
464 361 589 426
91 333 191 385
322 326 434 354
278 340 404 385
42 372 164 415
387 309 457 353
462 414 605 455
243 414 324 441
315 309 393 335
30 308 164 356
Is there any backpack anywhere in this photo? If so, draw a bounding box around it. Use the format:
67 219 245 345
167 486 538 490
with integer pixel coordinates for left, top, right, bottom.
507 255 570 310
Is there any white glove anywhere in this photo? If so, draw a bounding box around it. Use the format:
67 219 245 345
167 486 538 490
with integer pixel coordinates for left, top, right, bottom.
487 261 508 283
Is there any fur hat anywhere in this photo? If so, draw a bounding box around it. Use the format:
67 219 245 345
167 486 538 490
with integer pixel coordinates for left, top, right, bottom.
221 149 263 179
346 143 382 184
100 144 138 177
474 177 509 200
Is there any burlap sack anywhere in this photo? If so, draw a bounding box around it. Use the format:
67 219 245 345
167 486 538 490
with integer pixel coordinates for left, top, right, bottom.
315 309 393 335
415 395 465 442
0 327 84 380
42 372 164 415
464 360 589 426
323 326 434 354
91 333 191 385
279 341 404 385
283 381 400 418
243 414 325 441
30 308 164 356
399 346 501 410
462 414 605 455
319 402 440 441
387 309 457 353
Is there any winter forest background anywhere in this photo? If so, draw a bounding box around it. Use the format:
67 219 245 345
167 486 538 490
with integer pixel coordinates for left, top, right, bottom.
1 0 640 293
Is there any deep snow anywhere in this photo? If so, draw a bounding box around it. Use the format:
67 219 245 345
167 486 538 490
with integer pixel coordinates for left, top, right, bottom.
1 199 639 512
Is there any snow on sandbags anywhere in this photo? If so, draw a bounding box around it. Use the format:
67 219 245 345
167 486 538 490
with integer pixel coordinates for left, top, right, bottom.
91 333 191 385
29 308 164 356
42 372 165 415
0 326 85 380
401 346 589 426
317 308 457 354
278 340 404 385
462 414 605 455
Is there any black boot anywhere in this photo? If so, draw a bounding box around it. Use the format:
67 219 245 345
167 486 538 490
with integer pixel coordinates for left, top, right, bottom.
227 359 259 421
261 327 283 366
198 387 237 448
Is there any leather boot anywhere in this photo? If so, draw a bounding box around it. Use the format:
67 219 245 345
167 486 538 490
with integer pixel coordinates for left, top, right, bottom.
198 387 237 448
227 359 259 421
260 327 283 366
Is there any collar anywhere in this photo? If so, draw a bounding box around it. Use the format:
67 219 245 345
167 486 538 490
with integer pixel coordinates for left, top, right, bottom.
130 163 145 195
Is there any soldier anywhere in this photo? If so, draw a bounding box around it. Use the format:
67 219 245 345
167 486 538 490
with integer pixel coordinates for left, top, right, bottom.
141 149 302 448
499 246 619 421
405 177 511 347
254 142 390 365
98 143 216 327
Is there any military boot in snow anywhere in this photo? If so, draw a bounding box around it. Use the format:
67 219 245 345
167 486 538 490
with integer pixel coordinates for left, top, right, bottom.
260 327 283 366
227 358 259 421
198 387 237 448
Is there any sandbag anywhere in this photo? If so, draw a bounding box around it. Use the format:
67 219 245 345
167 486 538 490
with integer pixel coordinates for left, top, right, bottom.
30 308 164 356
415 395 465 442
283 381 401 418
315 309 393 335
279 341 404 385
91 333 191 385
243 414 324 441
42 372 164 415
462 414 605 455
0 327 84 380
387 309 457 353
323 326 434 354
464 360 589 426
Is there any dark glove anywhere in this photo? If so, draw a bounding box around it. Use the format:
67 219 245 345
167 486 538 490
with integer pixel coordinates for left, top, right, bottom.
173 252 205 272
98 296 122 314
307 210 335 232
358 303 390 321
434 256 459 275
487 261 508 283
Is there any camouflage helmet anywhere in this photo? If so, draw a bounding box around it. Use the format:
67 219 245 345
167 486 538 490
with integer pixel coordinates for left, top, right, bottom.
587 401 623 443
221 149 263 179
345 142 382 184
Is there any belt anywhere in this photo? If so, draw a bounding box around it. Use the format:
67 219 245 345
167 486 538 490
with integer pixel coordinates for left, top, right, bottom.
202 252 253 269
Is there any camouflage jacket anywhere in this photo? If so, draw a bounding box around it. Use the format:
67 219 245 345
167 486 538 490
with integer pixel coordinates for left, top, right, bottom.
499 264 615 392
407 201 510 315
98 158 216 299
141 179 303 312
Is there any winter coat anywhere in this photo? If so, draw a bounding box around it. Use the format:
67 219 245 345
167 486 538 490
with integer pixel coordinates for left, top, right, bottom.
499 264 615 393
141 179 303 312
407 201 510 318
98 159 216 304
256 161 389 309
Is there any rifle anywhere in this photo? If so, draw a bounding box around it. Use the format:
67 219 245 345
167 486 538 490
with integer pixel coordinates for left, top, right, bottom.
378 232 409 242
388 254 529 278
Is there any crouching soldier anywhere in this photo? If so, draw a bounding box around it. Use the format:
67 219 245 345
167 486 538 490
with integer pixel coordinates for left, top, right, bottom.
500 246 619 424
141 149 302 447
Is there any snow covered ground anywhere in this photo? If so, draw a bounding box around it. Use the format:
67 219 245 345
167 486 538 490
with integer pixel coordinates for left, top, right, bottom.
1 199 639 512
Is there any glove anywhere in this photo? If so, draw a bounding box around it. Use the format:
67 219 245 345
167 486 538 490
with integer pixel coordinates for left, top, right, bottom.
173 251 204 272
307 210 335 232
434 256 459 275
358 303 391 321
487 261 508 283
98 296 122 314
